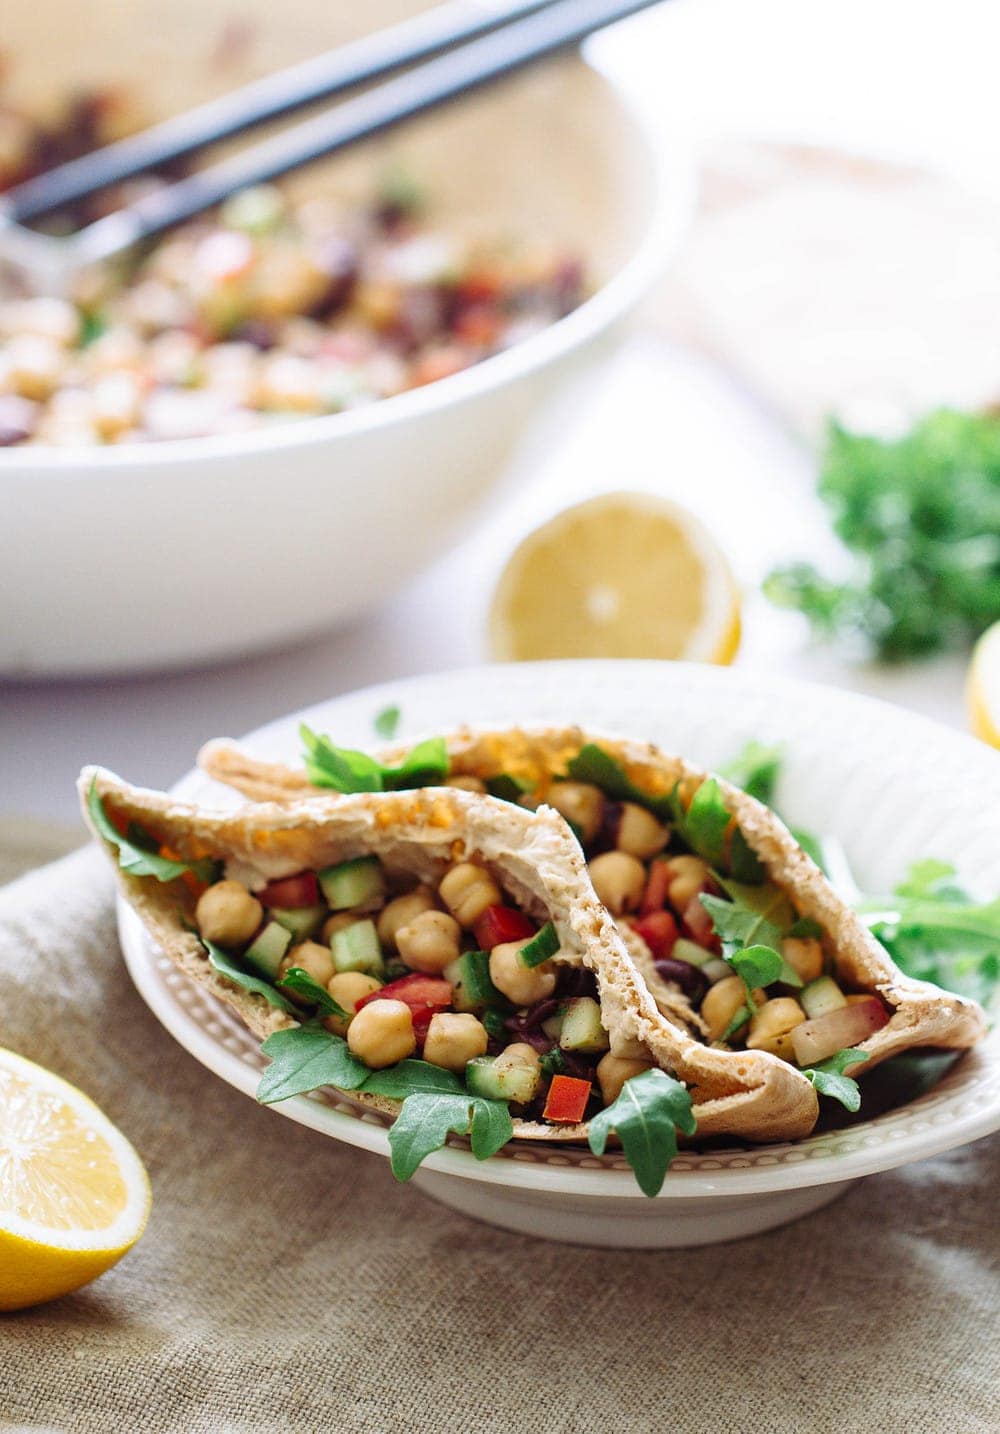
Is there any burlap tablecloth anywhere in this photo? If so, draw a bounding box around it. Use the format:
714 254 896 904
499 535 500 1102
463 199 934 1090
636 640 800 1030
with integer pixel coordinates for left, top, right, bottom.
2 843 998 1434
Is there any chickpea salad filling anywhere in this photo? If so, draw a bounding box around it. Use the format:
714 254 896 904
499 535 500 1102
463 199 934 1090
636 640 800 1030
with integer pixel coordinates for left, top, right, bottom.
1 143 585 446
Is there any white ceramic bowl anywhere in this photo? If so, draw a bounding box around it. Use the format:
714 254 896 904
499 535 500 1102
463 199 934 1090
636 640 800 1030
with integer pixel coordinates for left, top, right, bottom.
117 661 1000 1247
0 2 687 676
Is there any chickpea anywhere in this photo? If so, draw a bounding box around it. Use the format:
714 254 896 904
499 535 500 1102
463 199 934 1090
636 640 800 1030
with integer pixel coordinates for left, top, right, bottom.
609 1032 649 1061
747 997 806 1058
438 862 502 928
279 941 335 1005
445 775 488 793
376 888 436 949
616 803 669 860
396 910 462 975
702 975 752 1043
781 937 824 985
195 879 262 947
423 1013 489 1072
324 971 383 1036
496 1042 541 1074
546 781 605 844
588 851 645 916
3 335 63 402
597 1052 654 1106
346 999 416 1068
322 911 361 945
489 941 557 1006
665 855 712 911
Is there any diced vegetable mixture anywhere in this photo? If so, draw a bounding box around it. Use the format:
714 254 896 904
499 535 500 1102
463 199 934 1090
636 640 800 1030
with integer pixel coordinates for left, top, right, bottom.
0 105 585 446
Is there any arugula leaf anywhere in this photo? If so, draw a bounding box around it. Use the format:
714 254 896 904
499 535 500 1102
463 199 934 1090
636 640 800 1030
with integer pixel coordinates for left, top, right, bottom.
276 967 349 1019
786 917 824 940
300 725 384 792
720 740 783 807
519 921 560 968
257 1024 370 1103
669 778 765 883
299 724 448 794
204 939 298 1014
387 1093 513 1180
485 773 531 803
801 1048 868 1113
360 1059 464 1098
588 1069 696 1198
88 780 220 884
373 704 401 740
566 744 674 822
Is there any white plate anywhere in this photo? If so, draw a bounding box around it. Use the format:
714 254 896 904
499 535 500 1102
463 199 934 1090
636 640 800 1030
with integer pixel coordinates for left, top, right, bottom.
118 661 1000 1247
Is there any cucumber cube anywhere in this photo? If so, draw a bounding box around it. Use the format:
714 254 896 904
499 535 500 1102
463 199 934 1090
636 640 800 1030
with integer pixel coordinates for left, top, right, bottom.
331 918 384 977
540 1012 565 1041
271 904 326 940
559 997 610 1053
672 938 714 967
443 950 501 1013
466 1055 541 1105
801 975 847 1019
244 920 292 980
318 857 385 911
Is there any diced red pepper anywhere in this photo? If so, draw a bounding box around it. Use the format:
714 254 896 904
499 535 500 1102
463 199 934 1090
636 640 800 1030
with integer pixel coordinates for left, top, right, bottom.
473 905 537 951
356 973 453 1043
258 871 321 909
542 1074 592 1125
631 910 679 960
640 859 671 915
683 894 720 950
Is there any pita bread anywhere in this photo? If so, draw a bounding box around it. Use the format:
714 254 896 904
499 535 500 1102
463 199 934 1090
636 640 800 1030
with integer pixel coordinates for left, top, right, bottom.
199 725 986 1127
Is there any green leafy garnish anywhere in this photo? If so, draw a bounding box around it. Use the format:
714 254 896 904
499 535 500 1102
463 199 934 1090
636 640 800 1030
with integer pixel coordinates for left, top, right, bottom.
87 780 220 884
204 940 298 1014
257 1025 370 1103
801 1048 868 1112
566 744 673 822
300 724 449 794
519 921 560 968
373 704 401 740
764 410 1000 661
79 310 108 347
721 1005 751 1041
699 892 801 1001
360 1060 464 1098
387 1093 514 1180
485 773 531 803
276 967 349 1019
588 1070 696 1197
670 778 765 883
728 944 786 992
786 917 825 940
720 741 783 806
539 1046 567 1077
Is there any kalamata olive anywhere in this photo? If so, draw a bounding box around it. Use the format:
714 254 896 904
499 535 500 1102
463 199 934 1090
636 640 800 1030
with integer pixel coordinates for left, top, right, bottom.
309 237 359 319
557 966 599 1000
654 958 709 1005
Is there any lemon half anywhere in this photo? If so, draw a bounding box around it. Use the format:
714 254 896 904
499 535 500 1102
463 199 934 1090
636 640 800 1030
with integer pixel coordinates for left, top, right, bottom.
968 620 1000 749
489 492 741 664
0 1047 151 1311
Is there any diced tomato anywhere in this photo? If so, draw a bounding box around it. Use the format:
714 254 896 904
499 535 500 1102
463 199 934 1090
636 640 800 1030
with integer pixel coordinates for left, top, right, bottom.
473 905 537 951
452 303 501 347
631 910 679 960
683 895 720 950
356 973 453 1043
458 268 502 304
640 859 671 915
542 1074 592 1125
258 871 320 908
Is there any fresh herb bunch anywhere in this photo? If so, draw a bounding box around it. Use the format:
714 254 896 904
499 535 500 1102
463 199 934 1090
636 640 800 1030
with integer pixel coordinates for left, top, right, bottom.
764 410 1000 661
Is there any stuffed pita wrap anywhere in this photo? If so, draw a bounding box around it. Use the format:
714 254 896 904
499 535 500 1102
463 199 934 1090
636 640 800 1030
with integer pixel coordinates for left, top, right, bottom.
197 724 985 1135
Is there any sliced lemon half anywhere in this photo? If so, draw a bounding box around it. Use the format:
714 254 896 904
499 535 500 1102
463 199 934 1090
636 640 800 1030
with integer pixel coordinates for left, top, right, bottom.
0 1047 151 1311
489 492 741 664
967 620 1000 749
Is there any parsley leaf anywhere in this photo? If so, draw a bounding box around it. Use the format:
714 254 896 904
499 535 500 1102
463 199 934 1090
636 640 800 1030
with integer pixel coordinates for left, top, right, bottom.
204 939 298 1014
699 892 800 1002
299 724 448 794
588 1069 696 1197
373 704 401 740
257 1024 370 1103
87 780 220 884
801 1048 868 1112
566 744 674 822
539 1047 567 1077
764 410 1000 661
729 944 786 991
276 967 349 1019
387 1093 513 1180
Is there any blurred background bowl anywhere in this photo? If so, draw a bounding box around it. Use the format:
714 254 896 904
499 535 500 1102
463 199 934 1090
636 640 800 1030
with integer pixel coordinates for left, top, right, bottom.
0 0 688 677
